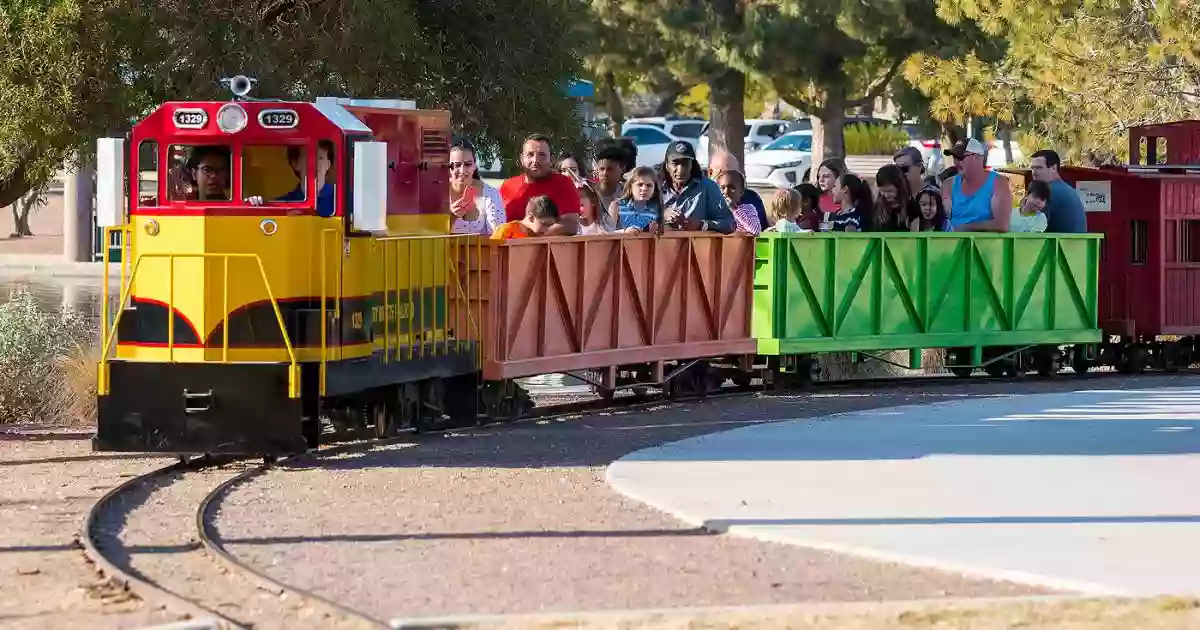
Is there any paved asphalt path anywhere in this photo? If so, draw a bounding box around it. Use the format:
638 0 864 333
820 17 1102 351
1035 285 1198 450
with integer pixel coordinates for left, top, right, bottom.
609 387 1200 597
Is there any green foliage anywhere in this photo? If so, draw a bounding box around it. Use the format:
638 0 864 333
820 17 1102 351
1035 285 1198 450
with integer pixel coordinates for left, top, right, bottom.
844 124 911 155
0 291 93 424
907 1 1200 163
588 1 985 169
0 0 586 205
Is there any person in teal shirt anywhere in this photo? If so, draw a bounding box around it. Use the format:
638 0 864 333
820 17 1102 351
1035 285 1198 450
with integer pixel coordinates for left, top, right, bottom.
1030 149 1087 233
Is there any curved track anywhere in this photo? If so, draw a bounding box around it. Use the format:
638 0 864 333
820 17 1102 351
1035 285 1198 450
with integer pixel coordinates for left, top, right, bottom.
78 368 1190 628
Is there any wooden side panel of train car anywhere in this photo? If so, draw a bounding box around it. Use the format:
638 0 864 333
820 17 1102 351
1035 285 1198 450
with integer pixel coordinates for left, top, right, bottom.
454 233 757 380
1158 178 1200 335
1062 167 1163 337
753 232 1102 354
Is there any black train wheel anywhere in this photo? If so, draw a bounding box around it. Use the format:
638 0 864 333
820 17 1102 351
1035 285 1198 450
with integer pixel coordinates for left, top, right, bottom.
1036 347 1063 378
1119 345 1148 374
948 348 974 378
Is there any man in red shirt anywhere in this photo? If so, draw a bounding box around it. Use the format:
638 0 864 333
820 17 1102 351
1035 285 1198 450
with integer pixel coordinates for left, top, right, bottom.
499 134 580 235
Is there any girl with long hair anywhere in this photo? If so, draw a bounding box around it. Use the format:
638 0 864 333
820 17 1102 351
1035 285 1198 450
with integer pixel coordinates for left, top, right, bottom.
914 188 949 232
609 166 662 233
874 164 915 231
825 173 873 232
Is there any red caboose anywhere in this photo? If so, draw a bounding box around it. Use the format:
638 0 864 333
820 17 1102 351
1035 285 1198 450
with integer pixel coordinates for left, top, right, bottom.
1058 120 1200 372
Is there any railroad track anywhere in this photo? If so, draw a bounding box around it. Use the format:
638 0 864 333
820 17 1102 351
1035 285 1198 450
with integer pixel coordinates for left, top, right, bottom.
78 368 1195 629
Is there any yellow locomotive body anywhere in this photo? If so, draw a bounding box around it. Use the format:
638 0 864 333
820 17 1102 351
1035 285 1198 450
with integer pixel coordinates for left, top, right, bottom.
96 92 483 454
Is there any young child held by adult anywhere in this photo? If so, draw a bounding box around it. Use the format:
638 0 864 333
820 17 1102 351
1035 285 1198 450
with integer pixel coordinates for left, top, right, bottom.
576 184 615 235
765 187 809 233
1010 179 1051 233
610 166 661 234
716 169 762 235
491 195 560 240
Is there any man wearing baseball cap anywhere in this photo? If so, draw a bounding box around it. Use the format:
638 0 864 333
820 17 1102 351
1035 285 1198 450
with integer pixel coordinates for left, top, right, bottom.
659 141 735 233
941 138 1011 232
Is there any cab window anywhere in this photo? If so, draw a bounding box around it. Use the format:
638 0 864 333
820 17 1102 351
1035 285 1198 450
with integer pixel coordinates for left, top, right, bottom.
168 145 232 202
137 141 159 206
243 145 306 203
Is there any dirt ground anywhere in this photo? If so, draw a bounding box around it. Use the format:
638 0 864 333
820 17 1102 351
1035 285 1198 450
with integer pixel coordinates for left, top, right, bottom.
409 596 1200 630
0 426 178 629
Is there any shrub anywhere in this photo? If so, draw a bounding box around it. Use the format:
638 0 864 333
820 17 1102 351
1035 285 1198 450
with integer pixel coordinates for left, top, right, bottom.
844 124 912 156
0 290 96 425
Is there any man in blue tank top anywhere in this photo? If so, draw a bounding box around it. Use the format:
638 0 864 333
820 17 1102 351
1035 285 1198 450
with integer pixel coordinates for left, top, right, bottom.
942 139 1012 232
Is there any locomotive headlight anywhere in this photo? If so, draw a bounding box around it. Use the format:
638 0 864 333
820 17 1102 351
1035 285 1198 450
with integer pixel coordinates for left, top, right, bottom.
216 104 248 134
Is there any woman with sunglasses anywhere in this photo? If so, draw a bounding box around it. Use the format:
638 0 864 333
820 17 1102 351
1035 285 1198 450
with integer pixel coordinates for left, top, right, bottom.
448 139 505 235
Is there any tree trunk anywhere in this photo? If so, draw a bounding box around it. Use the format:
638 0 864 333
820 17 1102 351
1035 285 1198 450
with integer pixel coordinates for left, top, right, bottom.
602 71 625 136
15 194 34 236
809 88 847 181
709 69 746 166
1001 124 1014 165
650 76 686 116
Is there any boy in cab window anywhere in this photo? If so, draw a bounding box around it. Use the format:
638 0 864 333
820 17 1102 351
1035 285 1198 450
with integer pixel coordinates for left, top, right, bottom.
491 195 560 240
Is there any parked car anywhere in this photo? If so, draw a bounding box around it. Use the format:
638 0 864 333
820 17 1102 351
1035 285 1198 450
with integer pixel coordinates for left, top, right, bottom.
696 118 804 160
743 130 814 188
620 123 706 169
622 116 708 142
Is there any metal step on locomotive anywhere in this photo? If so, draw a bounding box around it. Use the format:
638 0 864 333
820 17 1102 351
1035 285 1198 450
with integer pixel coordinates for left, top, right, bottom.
94 75 1123 459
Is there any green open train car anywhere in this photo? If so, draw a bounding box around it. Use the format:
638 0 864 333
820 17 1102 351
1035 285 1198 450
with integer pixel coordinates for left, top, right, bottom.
752 232 1103 371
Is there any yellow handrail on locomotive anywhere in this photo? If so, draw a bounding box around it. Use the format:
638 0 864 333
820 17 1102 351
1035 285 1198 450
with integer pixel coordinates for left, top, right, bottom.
97 243 300 399
373 233 485 369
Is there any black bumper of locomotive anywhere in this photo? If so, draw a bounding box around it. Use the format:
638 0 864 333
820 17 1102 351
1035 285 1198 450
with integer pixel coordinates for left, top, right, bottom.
95 361 308 455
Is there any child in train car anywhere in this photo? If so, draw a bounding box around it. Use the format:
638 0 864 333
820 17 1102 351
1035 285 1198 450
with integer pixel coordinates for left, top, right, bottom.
716 169 762 235
794 183 822 231
764 187 809 233
576 183 615 235
610 166 661 234
1010 179 1050 233
823 174 872 232
913 188 949 232
491 195 561 240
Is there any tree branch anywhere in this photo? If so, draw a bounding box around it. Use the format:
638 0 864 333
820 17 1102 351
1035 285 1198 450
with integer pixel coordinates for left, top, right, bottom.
845 55 906 109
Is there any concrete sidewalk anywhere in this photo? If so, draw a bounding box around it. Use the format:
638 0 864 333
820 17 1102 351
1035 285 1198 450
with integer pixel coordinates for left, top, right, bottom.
607 388 1200 597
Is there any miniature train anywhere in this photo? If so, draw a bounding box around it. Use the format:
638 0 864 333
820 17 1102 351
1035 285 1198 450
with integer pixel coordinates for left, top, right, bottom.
92 79 1188 457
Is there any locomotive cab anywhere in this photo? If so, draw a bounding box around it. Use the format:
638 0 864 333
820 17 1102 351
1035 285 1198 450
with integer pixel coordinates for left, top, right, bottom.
93 79 468 455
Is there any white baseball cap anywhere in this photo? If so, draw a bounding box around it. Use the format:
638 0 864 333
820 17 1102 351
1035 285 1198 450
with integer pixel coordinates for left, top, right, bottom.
963 138 987 156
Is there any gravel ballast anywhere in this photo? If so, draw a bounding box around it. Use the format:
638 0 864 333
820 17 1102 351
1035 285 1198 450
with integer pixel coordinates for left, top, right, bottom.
213 376 1200 621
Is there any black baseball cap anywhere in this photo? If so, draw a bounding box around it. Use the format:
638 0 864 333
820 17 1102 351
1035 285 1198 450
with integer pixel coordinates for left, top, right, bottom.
665 140 697 162
943 139 968 159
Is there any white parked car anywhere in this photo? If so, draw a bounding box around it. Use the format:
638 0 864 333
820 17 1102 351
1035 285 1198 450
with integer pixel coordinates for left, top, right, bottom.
622 117 708 143
698 118 803 158
621 123 707 169
743 131 814 188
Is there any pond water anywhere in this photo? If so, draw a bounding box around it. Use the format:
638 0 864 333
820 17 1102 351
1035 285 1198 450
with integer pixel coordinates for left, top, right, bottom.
0 274 115 330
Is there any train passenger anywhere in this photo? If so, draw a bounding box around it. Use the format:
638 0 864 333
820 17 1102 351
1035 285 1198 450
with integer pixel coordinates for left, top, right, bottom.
873 164 916 231
942 139 1012 232
659 141 735 234
183 146 232 201
716 169 762 235
709 152 768 229
1029 149 1087 233
448 139 504 235
245 141 335 217
820 173 872 232
795 183 822 230
611 166 662 234
593 145 627 224
764 187 809 233
893 146 939 194
500 134 581 235
813 157 847 216
558 152 587 184
491 195 560 240
914 188 949 232
1010 179 1052 233
577 183 615 234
